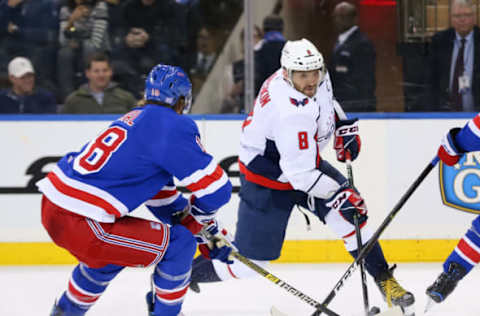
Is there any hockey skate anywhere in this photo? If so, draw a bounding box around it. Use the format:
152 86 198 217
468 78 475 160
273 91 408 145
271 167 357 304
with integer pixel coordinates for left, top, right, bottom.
375 265 415 316
425 262 466 312
146 291 155 316
145 291 185 316
49 301 64 316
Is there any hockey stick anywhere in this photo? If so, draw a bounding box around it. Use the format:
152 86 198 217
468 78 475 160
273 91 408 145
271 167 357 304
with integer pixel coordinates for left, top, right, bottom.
312 156 440 315
345 153 370 316
201 229 340 316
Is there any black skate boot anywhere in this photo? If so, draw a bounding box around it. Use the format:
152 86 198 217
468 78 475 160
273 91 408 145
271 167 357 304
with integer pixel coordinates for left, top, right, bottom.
426 262 466 303
146 291 155 316
50 301 64 316
146 290 186 316
375 265 415 316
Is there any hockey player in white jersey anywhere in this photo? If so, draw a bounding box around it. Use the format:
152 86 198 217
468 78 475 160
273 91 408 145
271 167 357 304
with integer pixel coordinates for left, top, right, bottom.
188 38 415 314
39 64 233 316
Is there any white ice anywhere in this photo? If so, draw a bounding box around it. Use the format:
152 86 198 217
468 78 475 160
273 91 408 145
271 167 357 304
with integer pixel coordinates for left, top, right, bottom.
2 263 478 316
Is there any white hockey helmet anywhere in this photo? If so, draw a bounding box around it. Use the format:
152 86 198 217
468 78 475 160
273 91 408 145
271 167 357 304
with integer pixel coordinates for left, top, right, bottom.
280 38 326 86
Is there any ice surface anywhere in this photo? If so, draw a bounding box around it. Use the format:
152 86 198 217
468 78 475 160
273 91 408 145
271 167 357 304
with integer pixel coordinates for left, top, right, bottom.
2 263 478 315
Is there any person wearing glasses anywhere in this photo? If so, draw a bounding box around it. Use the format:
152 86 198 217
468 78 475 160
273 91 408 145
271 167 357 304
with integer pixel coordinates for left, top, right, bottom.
424 0 480 112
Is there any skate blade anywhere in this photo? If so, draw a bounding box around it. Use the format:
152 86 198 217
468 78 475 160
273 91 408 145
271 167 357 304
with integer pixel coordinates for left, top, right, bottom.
270 306 289 316
377 306 403 316
424 297 437 313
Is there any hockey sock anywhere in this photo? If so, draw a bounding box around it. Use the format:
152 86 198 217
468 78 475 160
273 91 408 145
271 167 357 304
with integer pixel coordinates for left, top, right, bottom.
152 224 196 316
443 218 480 275
58 263 123 314
152 264 191 316
191 255 221 284
349 241 388 278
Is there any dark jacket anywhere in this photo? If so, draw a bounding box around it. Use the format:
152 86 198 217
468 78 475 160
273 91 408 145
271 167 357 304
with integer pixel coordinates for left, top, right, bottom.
0 88 57 113
328 28 376 112
254 31 285 95
61 82 137 114
424 26 480 111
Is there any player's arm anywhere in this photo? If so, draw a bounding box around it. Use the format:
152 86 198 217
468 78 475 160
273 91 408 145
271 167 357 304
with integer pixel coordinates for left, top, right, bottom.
274 113 340 199
145 178 188 225
332 99 361 162
438 113 480 165
157 119 232 233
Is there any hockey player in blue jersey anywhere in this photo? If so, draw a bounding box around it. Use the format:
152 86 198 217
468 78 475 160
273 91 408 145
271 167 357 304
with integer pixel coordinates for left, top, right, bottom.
188 38 415 315
425 113 480 310
38 64 233 316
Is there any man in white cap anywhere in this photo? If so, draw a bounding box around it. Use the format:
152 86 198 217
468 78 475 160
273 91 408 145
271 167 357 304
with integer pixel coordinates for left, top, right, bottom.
0 56 57 113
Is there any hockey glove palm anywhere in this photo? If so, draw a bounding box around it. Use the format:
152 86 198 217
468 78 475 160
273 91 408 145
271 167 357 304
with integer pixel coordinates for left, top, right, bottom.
334 118 361 162
438 127 465 166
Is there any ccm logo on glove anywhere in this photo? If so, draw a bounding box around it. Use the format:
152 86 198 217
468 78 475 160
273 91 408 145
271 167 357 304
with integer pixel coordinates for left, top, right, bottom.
334 118 361 162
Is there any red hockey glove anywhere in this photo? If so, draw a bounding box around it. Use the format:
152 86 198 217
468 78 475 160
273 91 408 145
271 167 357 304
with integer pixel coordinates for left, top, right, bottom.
438 127 464 166
334 118 361 162
325 185 368 224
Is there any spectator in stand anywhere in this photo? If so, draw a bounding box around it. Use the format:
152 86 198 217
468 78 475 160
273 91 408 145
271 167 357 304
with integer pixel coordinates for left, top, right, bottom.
189 26 217 99
0 0 59 92
105 0 124 47
57 0 110 102
169 0 203 73
61 52 136 113
328 1 376 112
254 14 286 95
220 26 263 114
0 57 57 113
198 0 242 42
110 0 173 99
423 0 480 112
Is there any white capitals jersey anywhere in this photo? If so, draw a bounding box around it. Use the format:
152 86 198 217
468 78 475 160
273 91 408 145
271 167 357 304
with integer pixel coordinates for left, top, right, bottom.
239 69 337 196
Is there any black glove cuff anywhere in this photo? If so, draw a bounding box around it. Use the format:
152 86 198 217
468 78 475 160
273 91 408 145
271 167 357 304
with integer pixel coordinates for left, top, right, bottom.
449 127 466 153
335 117 358 128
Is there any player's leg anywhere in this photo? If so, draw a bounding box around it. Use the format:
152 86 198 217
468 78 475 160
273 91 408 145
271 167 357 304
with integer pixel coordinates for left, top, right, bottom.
189 175 295 292
425 215 480 303
42 196 173 315
50 264 124 315
148 224 196 316
307 160 414 312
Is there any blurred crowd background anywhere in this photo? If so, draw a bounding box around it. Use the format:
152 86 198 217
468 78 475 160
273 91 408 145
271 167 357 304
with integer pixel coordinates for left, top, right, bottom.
0 0 478 114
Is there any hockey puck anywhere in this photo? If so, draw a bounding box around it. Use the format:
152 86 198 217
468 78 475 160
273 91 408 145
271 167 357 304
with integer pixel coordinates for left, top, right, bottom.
368 306 381 315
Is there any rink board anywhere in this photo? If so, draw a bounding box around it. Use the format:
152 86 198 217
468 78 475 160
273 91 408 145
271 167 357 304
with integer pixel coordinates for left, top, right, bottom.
0 113 477 264
0 239 459 265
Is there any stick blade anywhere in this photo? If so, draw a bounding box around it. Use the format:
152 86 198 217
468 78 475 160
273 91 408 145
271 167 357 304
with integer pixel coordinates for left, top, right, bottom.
377 306 404 316
270 306 289 316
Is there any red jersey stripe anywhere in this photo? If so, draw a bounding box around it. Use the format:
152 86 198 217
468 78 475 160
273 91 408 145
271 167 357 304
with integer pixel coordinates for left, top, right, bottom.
152 189 177 199
473 114 480 129
47 172 121 217
238 161 293 190
186 165 224 192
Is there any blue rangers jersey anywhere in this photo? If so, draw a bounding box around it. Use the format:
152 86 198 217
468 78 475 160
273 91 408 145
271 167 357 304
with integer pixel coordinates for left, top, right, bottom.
37 105 232 223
